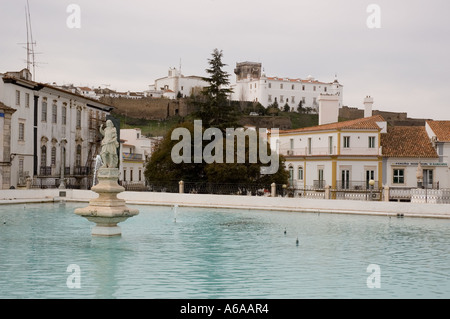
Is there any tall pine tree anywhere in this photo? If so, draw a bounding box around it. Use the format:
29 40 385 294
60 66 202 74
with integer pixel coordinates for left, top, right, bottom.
198 48 236 130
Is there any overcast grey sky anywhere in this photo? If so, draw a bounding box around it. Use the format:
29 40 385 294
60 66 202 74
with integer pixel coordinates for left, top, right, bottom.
1 0 449 119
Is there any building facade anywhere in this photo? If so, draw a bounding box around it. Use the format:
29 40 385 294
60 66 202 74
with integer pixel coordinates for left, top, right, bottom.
152 67 209 99
0 69 113 189
231 62 344 111
274 94 450 201
119 128 161 188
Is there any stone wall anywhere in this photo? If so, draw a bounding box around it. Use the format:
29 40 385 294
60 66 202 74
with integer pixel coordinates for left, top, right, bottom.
100 97 195 120
339 106 429 126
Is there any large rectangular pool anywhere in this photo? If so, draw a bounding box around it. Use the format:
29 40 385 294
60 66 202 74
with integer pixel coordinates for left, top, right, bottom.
0 202 448 298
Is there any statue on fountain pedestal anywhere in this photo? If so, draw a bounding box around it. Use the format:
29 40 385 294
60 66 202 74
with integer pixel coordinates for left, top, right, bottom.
99 120 119 168
75 119 139 237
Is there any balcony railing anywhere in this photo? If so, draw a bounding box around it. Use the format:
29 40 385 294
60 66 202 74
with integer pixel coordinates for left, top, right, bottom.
280 147 381 156
313 180 326 189
39 166 52 176
73 166 91 176
335 180 379 190
122 152 143 161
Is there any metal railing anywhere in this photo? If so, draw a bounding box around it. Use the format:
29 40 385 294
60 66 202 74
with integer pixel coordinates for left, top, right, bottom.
335 180 379 190
122 152 143 161
145 180 278 196
279 147 381 156
39 166 52 176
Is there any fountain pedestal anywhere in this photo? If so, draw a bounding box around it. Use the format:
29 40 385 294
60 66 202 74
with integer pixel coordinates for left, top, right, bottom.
75 168 139 237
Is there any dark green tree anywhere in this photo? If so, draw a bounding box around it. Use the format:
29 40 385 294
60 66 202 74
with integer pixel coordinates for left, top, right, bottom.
145 49 289 187
196 48 236 130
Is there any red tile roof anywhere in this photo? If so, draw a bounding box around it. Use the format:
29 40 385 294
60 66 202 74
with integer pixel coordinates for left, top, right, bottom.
381 126 438 158
426 120 450 142
279 115 385 134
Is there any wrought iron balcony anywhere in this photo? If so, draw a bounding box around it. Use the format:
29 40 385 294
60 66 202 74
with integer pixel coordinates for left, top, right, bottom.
122 152 143 161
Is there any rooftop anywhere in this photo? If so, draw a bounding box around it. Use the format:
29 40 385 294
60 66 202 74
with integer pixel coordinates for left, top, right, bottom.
426 120 450 142
381 126 438 158
279 115 386 135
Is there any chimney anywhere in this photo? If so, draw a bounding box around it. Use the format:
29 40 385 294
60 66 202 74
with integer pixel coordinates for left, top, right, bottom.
318 94 339 125
364 96 373 118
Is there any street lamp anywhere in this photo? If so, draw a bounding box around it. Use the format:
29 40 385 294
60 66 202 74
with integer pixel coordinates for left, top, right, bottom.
369 179 375 201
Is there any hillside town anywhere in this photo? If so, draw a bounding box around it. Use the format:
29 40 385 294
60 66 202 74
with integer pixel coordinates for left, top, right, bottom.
1 0 450 302
0 63 448 204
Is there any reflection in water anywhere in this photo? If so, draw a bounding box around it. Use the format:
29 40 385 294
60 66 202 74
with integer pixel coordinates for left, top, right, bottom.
0 203 449 298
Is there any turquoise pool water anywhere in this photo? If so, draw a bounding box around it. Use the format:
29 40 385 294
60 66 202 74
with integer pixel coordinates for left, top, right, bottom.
0 202 449 298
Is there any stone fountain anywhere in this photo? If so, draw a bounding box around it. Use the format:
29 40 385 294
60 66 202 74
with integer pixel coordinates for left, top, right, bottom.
75 120 139 237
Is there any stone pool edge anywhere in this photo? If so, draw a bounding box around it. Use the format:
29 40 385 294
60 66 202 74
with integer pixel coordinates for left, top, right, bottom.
0 189 449 219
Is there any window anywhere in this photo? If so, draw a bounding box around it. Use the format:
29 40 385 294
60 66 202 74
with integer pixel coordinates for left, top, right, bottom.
318 168 324 188
268 83 272 89
423 169 433 188
280 84 283 89
298 166 303 180
123 169 127 182
25 93 30 108
41 145 47 167
313 86 316 91
41 101 47 122
19 158 24 175
76 109 81 128
268 95 272 102
52 103 57 124
76 145 82 167
341 169 350 189
366 170 375 189
328 136 333 154
343 136 350 148
289 138 294 149
302 97 306 104
368 136 376 148
308 137 312 154
291 96 295 103
288 166 294 182
19 123 25 141
51 146 57 166
280 95 284 103
62 106 67 125
324 87 327 93
15 90 20 106
139 170 142 182
302 85 305 91
393 169 404 184
291 84 295 90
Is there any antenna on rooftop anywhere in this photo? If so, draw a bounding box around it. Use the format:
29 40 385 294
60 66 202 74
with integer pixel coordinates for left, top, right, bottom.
18 0 44 81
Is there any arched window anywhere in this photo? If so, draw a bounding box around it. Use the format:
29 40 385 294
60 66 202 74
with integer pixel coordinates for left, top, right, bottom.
76 144 82 167
288 165 294 182
298 166 303 180
40 145 47 167
51 146 57 166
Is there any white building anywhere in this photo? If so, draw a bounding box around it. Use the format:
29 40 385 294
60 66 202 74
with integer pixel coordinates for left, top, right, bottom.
274 93 450 201
119 128 161 187
381 126 447 188
0 68 113 189
273 95 384 195
231 62 344 111
152 67 209 99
